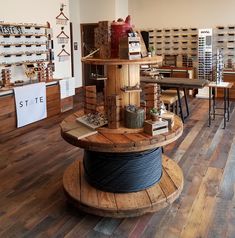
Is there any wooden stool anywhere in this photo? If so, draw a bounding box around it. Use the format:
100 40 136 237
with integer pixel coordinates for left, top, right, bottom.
161 90 184 114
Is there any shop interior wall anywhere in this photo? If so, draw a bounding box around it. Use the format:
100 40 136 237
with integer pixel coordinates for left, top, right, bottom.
0 0 72 83
128 0 235 29
69 0 128 87
79 0 116 23
69 0 82 87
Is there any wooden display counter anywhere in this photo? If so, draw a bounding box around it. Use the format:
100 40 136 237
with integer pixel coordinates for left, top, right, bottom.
0 83 60 135
61 111 183 153
0 81 79 139
61 56 184 218
61 111 183 218
63 155 183 218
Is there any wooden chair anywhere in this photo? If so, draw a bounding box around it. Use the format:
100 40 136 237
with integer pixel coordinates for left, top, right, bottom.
161 89 184 114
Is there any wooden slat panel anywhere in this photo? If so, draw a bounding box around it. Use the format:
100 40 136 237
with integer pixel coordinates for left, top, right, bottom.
162 156 183 189
0 95 15 116
80 164 99 207
159 168 177 199
63 160 81 201
129 64 140 106
146 184 166 205
115 190 151 211
0 84 64 135
99 132 135 148
115 65 129 107
124 133 151 147
86 133 114 148
97 190 117 210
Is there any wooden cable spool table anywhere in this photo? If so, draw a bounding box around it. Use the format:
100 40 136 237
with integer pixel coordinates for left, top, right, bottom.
61 112 184 218
61 56 184 218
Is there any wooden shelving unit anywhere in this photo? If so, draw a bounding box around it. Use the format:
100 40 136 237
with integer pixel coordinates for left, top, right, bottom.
60 55 185 218
140 24 235 72
0 21 53 67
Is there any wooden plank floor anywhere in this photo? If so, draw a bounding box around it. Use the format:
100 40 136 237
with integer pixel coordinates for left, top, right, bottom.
0 98 235 238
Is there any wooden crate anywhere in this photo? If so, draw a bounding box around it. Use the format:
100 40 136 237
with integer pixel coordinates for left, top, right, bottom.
144 119 168 136
144 83 161 119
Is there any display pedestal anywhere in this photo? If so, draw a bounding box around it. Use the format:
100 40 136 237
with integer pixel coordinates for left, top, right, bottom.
63 156 183 218
61 56 184 218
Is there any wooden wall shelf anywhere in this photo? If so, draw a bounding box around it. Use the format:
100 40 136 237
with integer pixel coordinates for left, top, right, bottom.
0 22 49 28
0 21 52 68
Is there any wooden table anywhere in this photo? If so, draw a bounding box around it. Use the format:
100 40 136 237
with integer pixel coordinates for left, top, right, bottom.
60 111 184 218
141 77 208 123
208 82 234 129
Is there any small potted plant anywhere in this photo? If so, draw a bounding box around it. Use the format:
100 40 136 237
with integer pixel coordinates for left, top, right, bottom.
148 46 156 57
149 107 160 121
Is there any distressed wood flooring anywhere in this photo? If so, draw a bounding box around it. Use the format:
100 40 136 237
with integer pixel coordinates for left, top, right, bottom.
0 98 235 238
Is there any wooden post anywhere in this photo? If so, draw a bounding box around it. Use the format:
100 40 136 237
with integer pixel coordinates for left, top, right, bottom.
106 94 121 129
85 85 97 114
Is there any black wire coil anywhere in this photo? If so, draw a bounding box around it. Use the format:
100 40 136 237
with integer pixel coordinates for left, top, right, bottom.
83 147 162 193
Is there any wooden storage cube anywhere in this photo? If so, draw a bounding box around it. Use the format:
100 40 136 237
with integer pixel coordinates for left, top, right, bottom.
144 119 168 136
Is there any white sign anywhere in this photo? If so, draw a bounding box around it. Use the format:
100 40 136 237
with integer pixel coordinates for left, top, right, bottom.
14 82 47 128
199 28 212 37
59 77 75 99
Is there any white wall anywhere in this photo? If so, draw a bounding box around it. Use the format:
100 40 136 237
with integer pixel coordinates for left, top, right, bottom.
115 0 129 20
69 0 82 87
129 0 235 29
0 0 71 82
79 0 116 23
69 0 129 87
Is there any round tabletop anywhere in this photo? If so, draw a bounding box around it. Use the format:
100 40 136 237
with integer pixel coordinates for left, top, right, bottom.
81 56 162 65
60 111 183 153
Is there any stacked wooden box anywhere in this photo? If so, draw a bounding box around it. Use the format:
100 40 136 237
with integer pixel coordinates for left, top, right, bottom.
85 85 97 114
46 65 54 81
144 83 161 119
144 119 168 136
106 94 121 129
36 63 46 82
94 21 111 58
2 69 11 87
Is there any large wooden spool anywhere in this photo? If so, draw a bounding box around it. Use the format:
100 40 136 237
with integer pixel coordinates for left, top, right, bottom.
63 155 183 218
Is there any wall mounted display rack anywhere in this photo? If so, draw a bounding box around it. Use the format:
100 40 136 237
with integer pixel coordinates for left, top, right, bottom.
141 24 235 72
0 21 53 67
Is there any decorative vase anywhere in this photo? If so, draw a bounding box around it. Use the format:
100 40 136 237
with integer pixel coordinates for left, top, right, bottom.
125 107 145 128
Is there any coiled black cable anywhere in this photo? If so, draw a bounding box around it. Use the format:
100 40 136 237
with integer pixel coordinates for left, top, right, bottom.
83 147 162 193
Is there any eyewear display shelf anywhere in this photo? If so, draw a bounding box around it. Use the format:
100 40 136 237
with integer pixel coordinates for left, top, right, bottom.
0 22 52 66
61 57 184 218
142 27 198 68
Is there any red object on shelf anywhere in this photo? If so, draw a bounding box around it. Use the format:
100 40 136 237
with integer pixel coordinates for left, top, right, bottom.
111 15 132 58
